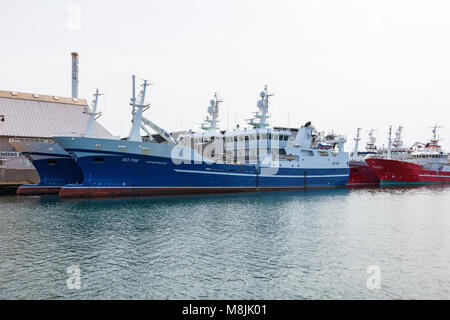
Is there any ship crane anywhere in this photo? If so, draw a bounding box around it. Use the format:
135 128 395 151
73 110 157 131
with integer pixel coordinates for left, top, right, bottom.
141 116 176 145
140 124 156 142
126 75 176 144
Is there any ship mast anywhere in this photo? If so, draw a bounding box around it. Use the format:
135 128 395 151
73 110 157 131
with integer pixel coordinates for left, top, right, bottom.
428 124 443 148
430 125 442 142
128 75 151 142
247 85 272 128
392 126 404 149
83 88 103 137
387 125 392 159
201 92 222 131
352 128 361 157
366 129 377 152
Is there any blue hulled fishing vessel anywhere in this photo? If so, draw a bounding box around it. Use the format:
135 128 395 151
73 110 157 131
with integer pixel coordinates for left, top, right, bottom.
54 76 350 198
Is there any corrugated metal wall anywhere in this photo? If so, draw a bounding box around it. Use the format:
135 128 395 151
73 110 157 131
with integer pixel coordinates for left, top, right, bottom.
0 97 112 138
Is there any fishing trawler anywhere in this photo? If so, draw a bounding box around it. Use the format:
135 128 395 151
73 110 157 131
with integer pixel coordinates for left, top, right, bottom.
347 128 379 186
10 90 104 195
366 126 450 186
53 76 350 198
347 126 414 186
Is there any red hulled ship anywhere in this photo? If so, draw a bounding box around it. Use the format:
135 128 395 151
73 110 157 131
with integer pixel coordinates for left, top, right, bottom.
347 126 411 186
366 126 450 186
347 128 379 186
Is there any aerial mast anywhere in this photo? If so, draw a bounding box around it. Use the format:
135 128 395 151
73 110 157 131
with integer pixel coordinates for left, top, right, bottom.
247 85 273 128
128 75 151 142
387 125 392 159
366 129 377 152
83 88 103 137
392 126 404 149
352 128 362 157
201 92 222 131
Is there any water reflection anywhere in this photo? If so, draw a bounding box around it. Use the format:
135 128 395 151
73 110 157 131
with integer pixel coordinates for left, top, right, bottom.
1 186 449 299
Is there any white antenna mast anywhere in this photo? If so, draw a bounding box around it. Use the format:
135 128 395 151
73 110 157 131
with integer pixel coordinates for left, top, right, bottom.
429 124 443 142
387 125 392 159
392 126 404 149
201 92 222 131
83 88 103 137
366 128 377 152
128 76 151 142
352 128 362 157
247 85 273 128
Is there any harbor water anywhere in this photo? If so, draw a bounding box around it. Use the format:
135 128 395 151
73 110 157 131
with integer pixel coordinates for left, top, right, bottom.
1 186 450 299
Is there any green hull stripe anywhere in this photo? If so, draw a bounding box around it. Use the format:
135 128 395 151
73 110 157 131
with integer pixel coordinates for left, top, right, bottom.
380 180 450 186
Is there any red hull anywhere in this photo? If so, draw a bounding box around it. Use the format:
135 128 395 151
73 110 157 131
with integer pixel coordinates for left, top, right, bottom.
366 158 450 185
347 160 379 186
17 186 61 195
58 185 339 199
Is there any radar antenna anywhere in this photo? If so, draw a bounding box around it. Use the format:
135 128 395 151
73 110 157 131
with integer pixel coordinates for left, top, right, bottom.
246 85 273 128
200 92 222 131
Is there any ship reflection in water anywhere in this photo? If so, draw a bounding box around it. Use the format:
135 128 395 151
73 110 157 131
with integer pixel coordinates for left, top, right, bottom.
1 186 450 299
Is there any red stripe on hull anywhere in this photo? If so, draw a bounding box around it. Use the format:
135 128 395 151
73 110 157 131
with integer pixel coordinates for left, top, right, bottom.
17 186 61 195
366 158 450 184
58 185 340 199
346 161 379 186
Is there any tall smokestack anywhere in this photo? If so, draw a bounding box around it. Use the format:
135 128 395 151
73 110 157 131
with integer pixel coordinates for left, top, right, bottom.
71 52 79 98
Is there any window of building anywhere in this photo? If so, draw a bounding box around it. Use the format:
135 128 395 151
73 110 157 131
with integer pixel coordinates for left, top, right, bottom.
22 158 32 167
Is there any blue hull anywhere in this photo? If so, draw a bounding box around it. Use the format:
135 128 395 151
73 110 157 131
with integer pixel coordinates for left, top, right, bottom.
59 150 349 197
32 155 84 186
18 154 84 194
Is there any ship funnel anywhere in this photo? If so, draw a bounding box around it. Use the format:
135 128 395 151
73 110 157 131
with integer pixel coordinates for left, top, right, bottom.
71 52 79 98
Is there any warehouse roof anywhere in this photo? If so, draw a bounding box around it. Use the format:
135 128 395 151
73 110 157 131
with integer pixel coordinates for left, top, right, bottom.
0 90 112 138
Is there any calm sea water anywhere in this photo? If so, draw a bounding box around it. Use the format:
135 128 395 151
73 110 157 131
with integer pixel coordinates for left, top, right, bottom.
1 186 450 299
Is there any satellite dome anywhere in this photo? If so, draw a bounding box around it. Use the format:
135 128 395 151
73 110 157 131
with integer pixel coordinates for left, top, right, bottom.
260 91 266 98
210 99 215 106
207 106 214 113
257 100 265 108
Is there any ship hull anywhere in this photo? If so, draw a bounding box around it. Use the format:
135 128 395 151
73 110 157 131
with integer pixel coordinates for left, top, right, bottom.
10 140 84 195
366 158 450 186
347 160 379 186
54 137 349 198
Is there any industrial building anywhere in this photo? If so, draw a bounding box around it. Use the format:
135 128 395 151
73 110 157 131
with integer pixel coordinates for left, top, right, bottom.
0 90 111 190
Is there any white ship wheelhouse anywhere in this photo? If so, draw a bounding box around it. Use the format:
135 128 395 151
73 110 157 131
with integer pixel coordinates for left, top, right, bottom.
223 127 292 165
408 125 449 171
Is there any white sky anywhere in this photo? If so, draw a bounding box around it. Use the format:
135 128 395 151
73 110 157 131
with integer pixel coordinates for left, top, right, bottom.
1 0 450 150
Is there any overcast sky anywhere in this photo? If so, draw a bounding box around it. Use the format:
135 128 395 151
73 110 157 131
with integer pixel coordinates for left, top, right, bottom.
1 0 450 150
